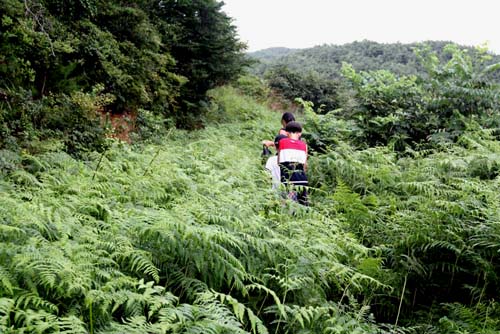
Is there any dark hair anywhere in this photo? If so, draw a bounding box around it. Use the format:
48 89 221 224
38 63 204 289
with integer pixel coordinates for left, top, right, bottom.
274 134 287 148
285 121 302 133
281 112 295 124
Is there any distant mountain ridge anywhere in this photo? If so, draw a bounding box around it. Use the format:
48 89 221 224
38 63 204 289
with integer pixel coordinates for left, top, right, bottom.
248 40 500 79
247 47 299 61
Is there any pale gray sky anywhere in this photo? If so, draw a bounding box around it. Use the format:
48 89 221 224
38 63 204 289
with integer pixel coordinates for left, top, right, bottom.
221 0 500 54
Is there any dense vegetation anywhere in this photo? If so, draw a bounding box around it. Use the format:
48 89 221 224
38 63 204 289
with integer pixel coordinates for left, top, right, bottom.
249 40 500 79
0 88 385 333
3 2 500 332
339 45 500 149
0 0 248 153
3 82 500 333
249 40 500 113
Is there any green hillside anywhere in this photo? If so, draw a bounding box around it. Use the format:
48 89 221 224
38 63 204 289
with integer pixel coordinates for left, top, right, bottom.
2 2 500 333
2 85 500 333
247 40 500 116
0 87 381 333
248 40 500 79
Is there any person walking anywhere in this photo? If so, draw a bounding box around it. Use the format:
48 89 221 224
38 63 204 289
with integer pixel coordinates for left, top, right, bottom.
277 121 308 205
261 112 295 148
262 112 296 188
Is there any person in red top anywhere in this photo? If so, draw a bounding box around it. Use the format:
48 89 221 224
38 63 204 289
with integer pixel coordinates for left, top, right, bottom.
262 112 296 189
276 121 308 205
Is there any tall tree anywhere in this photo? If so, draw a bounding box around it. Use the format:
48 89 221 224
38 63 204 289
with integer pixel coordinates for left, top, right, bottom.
152 0 250 125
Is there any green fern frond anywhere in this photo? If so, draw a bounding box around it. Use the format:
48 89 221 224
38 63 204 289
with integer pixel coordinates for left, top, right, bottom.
14 291 58 313
9 169 44 188
116 249 160 283
209 290 269 334
0 297 15 327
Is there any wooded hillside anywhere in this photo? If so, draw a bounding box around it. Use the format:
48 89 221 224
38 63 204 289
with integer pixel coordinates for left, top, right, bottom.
2 2 500 333
1 0 249 153
249 40 500 79
249 40 500 115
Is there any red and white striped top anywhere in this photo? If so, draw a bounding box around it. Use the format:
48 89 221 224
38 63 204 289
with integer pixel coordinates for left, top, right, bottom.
278 138 307 164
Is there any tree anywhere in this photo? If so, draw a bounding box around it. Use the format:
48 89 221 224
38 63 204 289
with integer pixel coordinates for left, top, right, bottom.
152 0 251 125
339 45 500 149
265 65 340 112
1 0 251 150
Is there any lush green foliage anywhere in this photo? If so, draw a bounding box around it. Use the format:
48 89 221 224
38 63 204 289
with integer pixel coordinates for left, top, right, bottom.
3 9 500 330
151 0 251 124
249 40 500 80
246 40 500 333
0 0 248 152
3 83 500 332
305 118 500 332
250 41 500 131
339 45 500 148
232 75 270 102
0 88 392 333
264 66 340 112
290 45 500 150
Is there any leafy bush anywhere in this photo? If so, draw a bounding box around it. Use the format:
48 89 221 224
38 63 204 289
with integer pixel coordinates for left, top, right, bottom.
265 65 341 112
233 75 270 101
206 86 270 124
0 85 112 154
339 45 500 149
341 64 425 149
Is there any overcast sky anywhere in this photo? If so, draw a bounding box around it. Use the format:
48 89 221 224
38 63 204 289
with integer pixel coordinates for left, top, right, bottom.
221 0 500 54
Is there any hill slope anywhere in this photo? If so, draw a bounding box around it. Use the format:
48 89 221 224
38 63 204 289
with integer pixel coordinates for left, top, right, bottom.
2 86 500 333
0 87 384 333
248 40 500 79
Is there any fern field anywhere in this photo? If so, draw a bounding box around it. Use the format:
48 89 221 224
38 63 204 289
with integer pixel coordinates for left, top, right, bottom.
0 88 381 333
305 111 500 331
2 86 500 333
